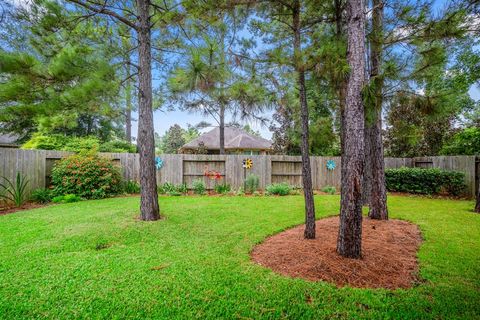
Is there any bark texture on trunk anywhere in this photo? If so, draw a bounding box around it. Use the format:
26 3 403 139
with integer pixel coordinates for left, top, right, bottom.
293 0 316 239
337 0 366 259
136 0 160 221
125 62 133 143
366 0 388 220
475 181 480 213
219 104 225 155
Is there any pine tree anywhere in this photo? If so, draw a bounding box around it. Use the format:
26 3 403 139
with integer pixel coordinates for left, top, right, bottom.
336 0 366 259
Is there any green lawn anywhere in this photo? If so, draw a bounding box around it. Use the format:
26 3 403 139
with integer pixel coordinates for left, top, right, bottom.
0 195 479 319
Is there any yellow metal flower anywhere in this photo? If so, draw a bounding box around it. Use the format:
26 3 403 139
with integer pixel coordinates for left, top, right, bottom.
242 158 253 169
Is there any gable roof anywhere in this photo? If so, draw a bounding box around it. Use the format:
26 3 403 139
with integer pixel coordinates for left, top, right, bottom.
0 134 20 147
182 127 272 150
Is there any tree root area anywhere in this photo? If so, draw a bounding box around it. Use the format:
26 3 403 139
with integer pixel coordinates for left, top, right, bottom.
251 216 422 289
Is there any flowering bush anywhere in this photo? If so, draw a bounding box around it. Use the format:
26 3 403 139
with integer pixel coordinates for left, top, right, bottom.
51 153 123 199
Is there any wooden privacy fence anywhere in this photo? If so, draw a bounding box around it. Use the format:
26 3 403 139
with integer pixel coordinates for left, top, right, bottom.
0 148 477 197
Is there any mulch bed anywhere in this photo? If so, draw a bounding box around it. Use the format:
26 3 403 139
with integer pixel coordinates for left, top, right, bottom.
0 202 47 216
251 216 422 289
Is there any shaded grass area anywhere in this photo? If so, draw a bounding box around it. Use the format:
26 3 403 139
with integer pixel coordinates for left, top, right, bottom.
0 195 479 319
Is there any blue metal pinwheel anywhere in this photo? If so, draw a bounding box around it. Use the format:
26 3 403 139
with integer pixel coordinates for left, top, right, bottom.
326 160 336 171
155 157 164 170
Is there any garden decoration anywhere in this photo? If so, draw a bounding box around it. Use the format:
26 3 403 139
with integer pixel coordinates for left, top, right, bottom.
326 160 336 171
155 157 164 170
242 158 253 190
204 166 223 190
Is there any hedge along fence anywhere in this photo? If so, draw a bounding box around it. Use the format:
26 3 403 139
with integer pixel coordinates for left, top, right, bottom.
0 148 477 197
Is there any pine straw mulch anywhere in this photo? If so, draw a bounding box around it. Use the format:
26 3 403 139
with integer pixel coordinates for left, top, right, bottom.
251 216 422 289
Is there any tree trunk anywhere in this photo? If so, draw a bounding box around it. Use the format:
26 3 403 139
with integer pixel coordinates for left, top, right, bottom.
475 180 480 213
337 0 366 259
125 62 133 143
136 0 160 221
219 104 225 155
334 0 347 161
367 0 388 220
293 0 316 239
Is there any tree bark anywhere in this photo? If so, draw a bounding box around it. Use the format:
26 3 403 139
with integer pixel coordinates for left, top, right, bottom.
475 179 480 213
136 0 160 221
366 0 388 220
293 0 316 239
337 0 366 258
125 62 133 143
219 104 225 154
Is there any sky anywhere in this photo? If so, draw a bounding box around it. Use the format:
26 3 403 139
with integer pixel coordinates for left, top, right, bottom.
6 0 479 141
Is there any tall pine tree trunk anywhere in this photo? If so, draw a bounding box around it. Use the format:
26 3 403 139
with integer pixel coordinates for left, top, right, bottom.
137 0 160 221
367 0 388 220
293 0 316 239
337 0 366 258
475 179 480 213
125 62 133 143
219 104 225 155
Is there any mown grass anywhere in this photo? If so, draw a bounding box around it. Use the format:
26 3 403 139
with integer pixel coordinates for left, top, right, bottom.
0 195 479 319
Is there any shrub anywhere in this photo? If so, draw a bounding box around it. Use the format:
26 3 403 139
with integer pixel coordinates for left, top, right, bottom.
0 172 29 207
385 167 466 196
158 182 176 194
22 133 66 150
51 153 123 199
192 179 206 195
235 187 244 196
321 186 336 195
244 174 259 194
123 180 140 194
52 194 81 203
62 137 100 153
100 140 137 153
266 183 292 196
31 188 53 204
176 183 188 194
214 184 231 194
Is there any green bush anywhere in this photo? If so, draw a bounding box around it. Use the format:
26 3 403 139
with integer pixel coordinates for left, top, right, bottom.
266 183 292 196
176 183 188 194
321 186 336 195
62 137 100 153
100 140 137 153
192 179 206 195
52 194 81 203
385 167 466 196
214 184 231 194
123 180 140 194
31 188 53 204
244 174 259 193
22 133 66 150
158 182 176 194
51 153 123 199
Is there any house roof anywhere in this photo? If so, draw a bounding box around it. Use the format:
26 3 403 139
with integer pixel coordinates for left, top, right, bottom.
0 134 20 146
181 127 272 151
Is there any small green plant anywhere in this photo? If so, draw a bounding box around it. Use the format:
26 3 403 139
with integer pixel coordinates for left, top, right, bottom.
192 179 206 195
176 183 188 194
0 172 29 207
123 180 141 194
253 191 261 197
236 187 245 196
245 174 259 194
158 182 176 194
30 188 53 204
214 183 231 194
52 194 81 203
167 191 182 196
321 186 336 195
265 183 292 196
